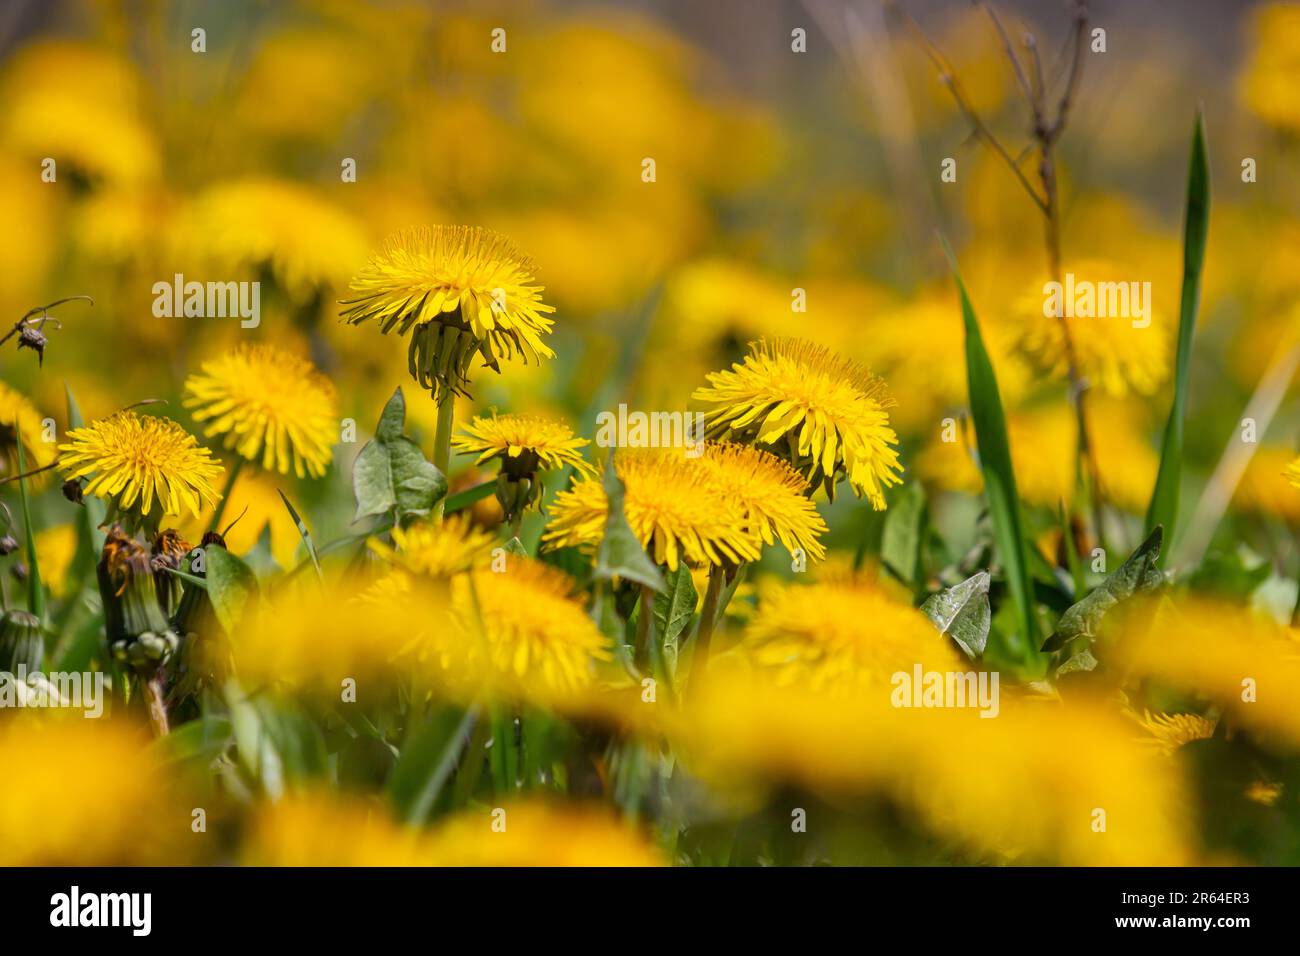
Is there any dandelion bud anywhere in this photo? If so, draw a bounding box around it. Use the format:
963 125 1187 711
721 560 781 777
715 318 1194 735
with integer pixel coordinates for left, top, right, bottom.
0 534 18 556
97 526 179 670
16 325 47 364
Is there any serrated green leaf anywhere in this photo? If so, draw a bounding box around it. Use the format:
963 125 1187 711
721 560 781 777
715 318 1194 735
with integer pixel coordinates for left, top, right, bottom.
205 546 259 635
881 481 927 590
1145 111 1210 561
654 563 697 673
921 570 991 659
594 460 665 592
352 388 448 524
942 238 1040 662
1043 526 1165 652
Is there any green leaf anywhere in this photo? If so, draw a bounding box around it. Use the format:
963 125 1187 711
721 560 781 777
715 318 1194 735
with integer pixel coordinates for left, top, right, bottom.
920 571 991 659
388 706 479 823
594 459 665 592
654 562 697 674
1145 112 1210 561
1042 526 1165 652
942 238 1040 661
204 546 259 635
881 481 927 590
277 489 322 582
352 388 448 525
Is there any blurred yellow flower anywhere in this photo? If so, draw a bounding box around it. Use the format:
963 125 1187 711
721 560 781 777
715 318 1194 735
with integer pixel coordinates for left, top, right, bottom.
0 41 159 184
184 344 339 478
243 793 433 866
1233 445 1300 524
0 716 192 865
1237 2 1300 133
0 380 55 481
173 177 368 300
1135 710 1216 757
177 470 304 568
681 674 1193 865
543 449 761 571
451 559 612 699
35 525 78 599
1014 259 1170 397
342 226 556 398
367 513 497 579
694 338 903 506
58 412 224 527
424 800 665 866
737 572 961 692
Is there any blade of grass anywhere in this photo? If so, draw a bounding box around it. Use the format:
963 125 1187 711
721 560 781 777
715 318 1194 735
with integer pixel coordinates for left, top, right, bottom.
277 489 323 584
1145 110 1210 563
941 236 1040 662
14 440 44 621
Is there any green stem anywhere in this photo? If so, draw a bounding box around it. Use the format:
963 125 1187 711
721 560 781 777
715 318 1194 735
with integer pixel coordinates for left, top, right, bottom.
207 457 244 534
15 440 44 621
432 389 456 522
692 565 725 683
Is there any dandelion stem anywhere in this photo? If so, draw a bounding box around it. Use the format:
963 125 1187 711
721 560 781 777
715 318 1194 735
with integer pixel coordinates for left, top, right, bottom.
692 566 726 684
432 390 456 523
207 457 244 534
15 440 44 621
141 669 171 737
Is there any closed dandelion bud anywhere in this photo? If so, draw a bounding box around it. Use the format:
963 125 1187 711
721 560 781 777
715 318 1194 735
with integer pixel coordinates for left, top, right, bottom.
0 608 44 672
0 534 17 556
98 526 178 669
150 529 192 619
170 536 228 702
16 325 47 364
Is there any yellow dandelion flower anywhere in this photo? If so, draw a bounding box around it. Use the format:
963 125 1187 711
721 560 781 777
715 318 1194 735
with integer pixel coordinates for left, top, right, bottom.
341 225 556 398
453 413 593 476
173 177 368 300
0 380 54 481
693 338 903 507
451 559 612 699
452 412 594 521
739 573 962 693
1136 710 1217 757
542 450 762 571
1013 260 1170 397
0 716 194 865
184 344 339 478
696 442 827 562
1283 452 1300 493
367 513 497 579
425 801 665 867
57 412 224 529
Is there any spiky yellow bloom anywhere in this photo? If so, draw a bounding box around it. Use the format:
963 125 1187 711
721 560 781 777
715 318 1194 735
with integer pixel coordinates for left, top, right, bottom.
1136 710 1217 757
1014 260 1170 397
424 801 665 867
453 412 594 520
367 513 497 578
542 450 762 570
0 716 193 865
1282 452 1300 494
693 338 903 507
57 412 224 528
738 573 961 693
341 226 556 398
696 442 826 562
184 344 338 478
453 413 594 476
451 559 612 699
0 380 54 481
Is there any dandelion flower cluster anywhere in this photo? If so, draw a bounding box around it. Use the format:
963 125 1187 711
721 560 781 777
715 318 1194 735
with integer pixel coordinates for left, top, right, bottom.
341 226 556 398
184 344 339 478
693 338 903 507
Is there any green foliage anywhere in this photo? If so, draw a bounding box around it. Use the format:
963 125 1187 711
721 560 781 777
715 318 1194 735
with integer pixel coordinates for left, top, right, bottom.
353 388 448 525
